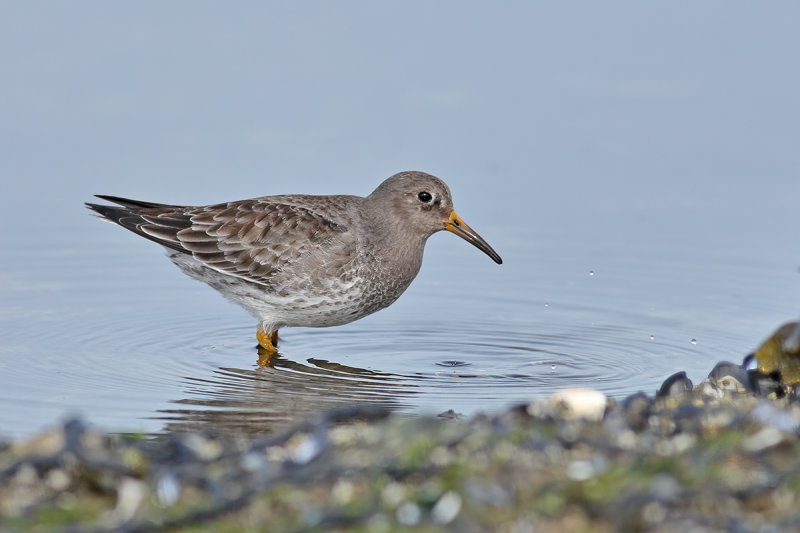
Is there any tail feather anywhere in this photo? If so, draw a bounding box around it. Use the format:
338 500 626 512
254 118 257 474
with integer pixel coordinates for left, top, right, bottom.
85 202 133 225
85 198 191 254
93 195 179 209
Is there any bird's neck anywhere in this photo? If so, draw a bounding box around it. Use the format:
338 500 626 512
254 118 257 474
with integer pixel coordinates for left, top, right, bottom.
360 201 428 275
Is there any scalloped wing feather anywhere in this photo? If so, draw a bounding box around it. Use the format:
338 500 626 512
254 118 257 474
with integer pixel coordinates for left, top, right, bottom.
91 197 351 287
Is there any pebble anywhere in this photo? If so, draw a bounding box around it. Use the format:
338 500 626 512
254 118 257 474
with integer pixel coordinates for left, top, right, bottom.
395 501 422 526
432 491 462 524
545 387 608 421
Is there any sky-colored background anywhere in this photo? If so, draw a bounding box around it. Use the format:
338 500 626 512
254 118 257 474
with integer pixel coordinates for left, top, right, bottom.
3 3 797 228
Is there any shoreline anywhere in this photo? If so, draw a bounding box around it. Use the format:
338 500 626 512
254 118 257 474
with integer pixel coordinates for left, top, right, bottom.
2 322 799 532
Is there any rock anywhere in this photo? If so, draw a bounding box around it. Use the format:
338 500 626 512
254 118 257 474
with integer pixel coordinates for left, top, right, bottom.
707 361 753 394
657 371 693 399
754 321 800 384
546 388 608 421
431 491 462 524
621 392 653 431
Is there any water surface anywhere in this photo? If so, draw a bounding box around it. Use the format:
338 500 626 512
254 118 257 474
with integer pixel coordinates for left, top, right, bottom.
1 2 798 437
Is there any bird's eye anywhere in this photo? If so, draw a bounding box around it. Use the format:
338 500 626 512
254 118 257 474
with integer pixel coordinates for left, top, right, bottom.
417 191 433 202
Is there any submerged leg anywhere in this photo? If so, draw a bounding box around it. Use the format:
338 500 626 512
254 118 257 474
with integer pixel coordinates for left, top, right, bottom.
256 327 280 350
256 327 279 366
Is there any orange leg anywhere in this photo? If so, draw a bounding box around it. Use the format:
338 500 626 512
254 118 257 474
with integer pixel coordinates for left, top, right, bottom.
256 328 279 366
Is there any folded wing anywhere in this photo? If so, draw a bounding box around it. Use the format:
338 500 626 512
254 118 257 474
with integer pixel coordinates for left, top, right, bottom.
86 196 349 286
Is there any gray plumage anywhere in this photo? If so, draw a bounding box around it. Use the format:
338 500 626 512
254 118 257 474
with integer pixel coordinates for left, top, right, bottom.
87 171 501 348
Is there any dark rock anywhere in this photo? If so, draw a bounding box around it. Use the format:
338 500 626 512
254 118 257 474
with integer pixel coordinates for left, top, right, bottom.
708 361 753 393
622 392 652 431
657 371 693 399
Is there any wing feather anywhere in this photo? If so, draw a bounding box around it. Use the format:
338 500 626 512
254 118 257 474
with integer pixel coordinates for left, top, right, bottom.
87 195 352 287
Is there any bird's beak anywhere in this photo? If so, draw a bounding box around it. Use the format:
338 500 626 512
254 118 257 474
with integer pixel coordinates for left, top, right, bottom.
444 211 503 264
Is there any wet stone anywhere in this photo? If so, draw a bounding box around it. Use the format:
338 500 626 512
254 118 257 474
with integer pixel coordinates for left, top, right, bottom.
708 361 753 394
657 371 693 399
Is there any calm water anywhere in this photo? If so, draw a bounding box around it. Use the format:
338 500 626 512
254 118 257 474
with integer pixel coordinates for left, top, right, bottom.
1 3 799 437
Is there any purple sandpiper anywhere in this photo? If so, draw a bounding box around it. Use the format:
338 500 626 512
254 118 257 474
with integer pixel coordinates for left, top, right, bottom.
87 171 502 359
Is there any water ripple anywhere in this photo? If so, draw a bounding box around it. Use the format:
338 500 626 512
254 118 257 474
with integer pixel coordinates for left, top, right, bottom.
1 235 791 437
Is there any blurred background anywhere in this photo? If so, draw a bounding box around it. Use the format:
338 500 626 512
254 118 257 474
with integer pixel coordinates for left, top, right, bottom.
1 2 798 437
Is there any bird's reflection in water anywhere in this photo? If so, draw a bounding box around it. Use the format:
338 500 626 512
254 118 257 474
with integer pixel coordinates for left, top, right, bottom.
157 352 419 434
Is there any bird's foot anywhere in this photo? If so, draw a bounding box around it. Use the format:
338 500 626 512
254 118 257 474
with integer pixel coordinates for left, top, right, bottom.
256 328 279 366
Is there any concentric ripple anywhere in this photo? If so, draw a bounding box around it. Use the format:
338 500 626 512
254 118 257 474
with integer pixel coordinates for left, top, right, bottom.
1 231 795 437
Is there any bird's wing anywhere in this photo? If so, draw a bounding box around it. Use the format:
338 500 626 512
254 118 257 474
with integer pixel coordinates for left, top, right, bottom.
87 196 351 286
